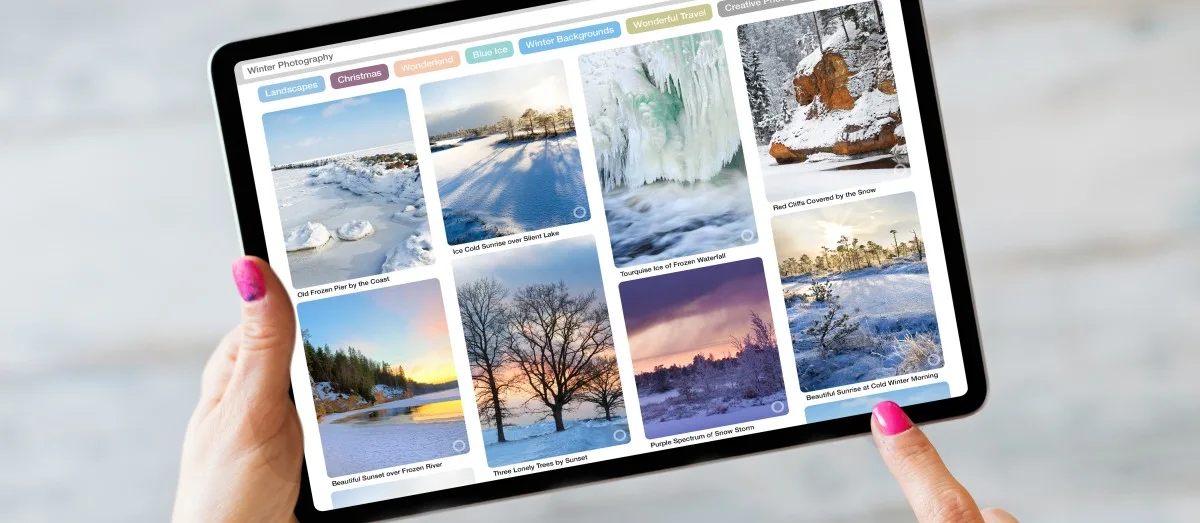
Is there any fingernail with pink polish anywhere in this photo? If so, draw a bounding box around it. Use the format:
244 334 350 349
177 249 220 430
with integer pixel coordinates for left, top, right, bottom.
873 401 913 436
232 259 265 302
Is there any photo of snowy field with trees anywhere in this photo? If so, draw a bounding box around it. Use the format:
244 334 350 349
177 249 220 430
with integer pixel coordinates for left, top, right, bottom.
621 259 788 439
263 89 434 289
772 192 943 392
421 61 589 246
579 31 758 268
296 279 469 477
453 236 629 467
738 1 910 203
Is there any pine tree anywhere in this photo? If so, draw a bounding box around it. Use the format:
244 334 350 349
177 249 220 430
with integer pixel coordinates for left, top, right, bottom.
743 49 772 144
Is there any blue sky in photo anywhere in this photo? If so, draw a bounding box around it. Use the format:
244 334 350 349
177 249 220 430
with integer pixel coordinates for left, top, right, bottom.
262 88 414 165
804 382 952 423
452 236 604 298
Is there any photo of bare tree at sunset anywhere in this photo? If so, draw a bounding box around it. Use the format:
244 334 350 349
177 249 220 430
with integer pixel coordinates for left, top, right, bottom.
453 236 630 467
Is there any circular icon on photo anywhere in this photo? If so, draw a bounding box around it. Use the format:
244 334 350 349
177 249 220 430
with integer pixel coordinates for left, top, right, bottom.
771 401 786 414
740 230 756 243
452 439 467 453
573 206 589 220
894 163 910 175
612 429 628 442
927 353 943 367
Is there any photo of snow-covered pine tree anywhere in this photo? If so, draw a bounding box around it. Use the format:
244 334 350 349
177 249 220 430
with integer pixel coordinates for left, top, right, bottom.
621 259 789 439
421 61 589 246
296 279 469 478
262 89 434 289
738 1 910 203
772 192 943 392
453 236 629 467
579 31 758 268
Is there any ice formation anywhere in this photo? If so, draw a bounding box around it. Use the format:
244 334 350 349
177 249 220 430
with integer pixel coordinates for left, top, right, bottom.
581 31 743 190
381 232 436 272
335 220 375 241
305 160 423 203
284 222 331 252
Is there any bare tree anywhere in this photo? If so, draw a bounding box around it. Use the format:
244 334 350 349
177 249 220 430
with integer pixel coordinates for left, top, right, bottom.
509 282 613 432
555 105 575 132
458 278 515 442
579 355 624 421
810 11 825 54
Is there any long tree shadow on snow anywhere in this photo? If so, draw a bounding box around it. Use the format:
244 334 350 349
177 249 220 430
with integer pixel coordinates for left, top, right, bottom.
436 134 587 232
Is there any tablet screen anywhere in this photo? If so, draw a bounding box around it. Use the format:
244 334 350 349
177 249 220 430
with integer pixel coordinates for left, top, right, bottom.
231 0 969 511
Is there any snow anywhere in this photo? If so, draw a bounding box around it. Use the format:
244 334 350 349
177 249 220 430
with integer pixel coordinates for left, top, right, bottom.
785 260 944 392
641 393 786 440
433 133 588 245
284 222 331 252
314 381 348 401
579 32 758 267
773 89 900 152
580 31 742 190
758 145 909 202
480 417 629 468
318 390 469 477
335 220 374 241
273 152 433 288
604 157 758 267
381 232 435 273
371 383 405 399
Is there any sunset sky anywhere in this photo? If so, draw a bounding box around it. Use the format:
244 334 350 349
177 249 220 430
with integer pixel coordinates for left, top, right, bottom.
621 259 773 374
772 192 923 260
296 279 458 385
454 236 615 425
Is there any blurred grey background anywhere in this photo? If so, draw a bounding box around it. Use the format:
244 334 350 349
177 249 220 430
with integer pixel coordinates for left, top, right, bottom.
2 0 1198 521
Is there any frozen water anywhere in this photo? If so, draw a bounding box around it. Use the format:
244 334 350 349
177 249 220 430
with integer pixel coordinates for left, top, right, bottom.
581 31 742 190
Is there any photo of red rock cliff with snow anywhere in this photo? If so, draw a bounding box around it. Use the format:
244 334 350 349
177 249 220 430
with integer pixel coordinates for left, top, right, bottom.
738 1 909 202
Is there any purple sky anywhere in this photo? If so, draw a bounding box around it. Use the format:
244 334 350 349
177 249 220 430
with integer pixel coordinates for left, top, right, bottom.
619 259 772 372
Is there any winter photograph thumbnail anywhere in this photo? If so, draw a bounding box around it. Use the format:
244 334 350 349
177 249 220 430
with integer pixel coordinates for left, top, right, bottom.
263 88 434 289
621 259 789 440
738 2 909 202
453 236 629 467
772 192 944 392
297 279 469 477
579 30 758 268
421 61 589 246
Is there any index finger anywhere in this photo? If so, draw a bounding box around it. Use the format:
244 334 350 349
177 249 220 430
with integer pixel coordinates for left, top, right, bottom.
871 401 985 523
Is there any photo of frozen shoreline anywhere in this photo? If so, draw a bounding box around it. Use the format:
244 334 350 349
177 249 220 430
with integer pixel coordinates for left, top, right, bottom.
580 31 758 268
263 89 434 289
297 280 468 477
422 62 589 246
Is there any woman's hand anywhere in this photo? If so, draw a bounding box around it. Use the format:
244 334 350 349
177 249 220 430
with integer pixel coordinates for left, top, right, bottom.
173 257 303 523
872 401 1017 523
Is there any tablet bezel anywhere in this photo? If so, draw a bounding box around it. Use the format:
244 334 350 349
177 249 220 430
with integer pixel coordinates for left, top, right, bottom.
209 1 987 520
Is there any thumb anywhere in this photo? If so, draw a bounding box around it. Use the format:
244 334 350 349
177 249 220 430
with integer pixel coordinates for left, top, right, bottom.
229 256 296 399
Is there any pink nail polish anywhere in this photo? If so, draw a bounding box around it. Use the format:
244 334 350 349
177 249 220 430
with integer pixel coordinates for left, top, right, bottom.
232 259 265 302
873 401 913 436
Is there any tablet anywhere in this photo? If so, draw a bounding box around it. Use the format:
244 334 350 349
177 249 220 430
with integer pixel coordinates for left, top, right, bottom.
210 0 987 519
